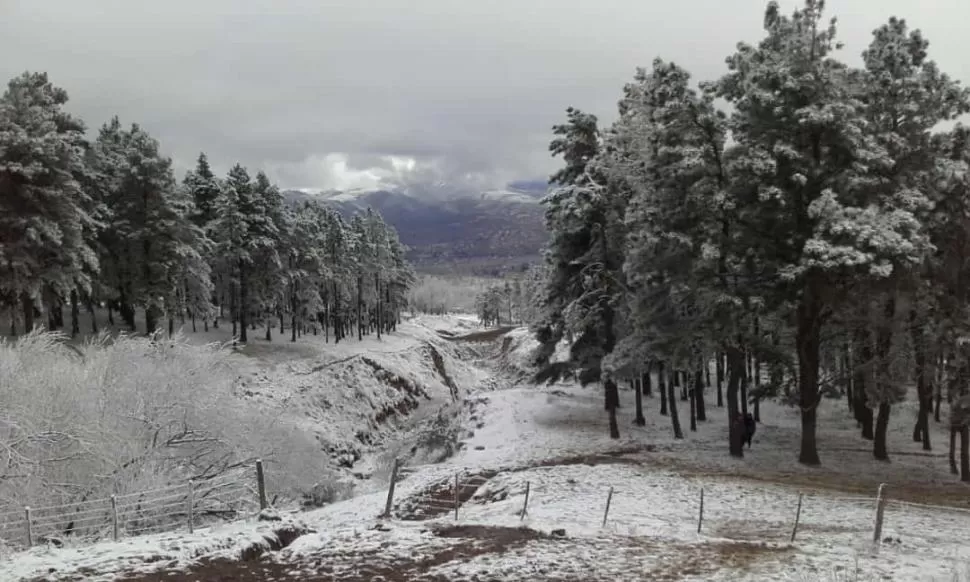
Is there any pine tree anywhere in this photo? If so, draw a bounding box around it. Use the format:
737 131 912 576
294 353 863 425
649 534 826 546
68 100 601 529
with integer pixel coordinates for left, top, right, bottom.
717 1 933 465
534 107 628 439
211 181 249 342
116 124 190 334
0 72 99 331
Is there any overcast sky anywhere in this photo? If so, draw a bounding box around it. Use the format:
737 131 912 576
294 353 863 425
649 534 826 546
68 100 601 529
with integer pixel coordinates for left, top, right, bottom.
3 0 969 191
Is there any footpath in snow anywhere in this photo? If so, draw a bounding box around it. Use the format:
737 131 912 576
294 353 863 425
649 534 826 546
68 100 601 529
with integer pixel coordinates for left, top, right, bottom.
4 319 970 581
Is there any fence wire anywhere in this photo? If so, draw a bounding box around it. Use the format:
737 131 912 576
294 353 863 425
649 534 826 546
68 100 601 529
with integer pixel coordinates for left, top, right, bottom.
0 472 261 550
388 466 970 554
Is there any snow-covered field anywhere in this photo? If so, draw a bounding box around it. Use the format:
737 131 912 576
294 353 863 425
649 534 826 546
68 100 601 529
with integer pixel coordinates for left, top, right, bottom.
3 317 970 581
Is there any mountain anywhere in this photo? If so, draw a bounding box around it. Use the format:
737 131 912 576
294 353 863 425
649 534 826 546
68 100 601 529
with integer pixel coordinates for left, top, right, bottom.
282 182 550 274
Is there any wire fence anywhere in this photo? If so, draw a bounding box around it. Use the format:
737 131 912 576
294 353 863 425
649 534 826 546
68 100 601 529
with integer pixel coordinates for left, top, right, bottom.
0 460 270 551
382 460 970 552
6 456 970 559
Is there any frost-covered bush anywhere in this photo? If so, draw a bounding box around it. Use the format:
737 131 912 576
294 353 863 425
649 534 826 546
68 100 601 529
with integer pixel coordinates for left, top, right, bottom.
0 331 322 512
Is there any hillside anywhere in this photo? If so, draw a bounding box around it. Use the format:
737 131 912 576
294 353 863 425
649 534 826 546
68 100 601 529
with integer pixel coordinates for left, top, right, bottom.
282 183 548 273
5 321 970 581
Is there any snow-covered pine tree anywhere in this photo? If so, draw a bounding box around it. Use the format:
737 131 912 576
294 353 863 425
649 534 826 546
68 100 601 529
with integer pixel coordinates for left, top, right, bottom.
534 107 629 439
182 153 224 330
164 180 215 335
286 202 328 340
852 16 970 460
184 153 221 229
365 208 391 338
211 177 249 342
116 124 192 335
533 108 602 370
323 210 353 342
605 59 732 443
718 1 936 465
0 72 99 332
249 171 287 341
384 227 414 331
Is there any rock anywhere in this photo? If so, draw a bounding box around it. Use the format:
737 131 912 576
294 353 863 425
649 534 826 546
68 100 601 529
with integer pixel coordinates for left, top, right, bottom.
257 508 283 522
551 528 566 537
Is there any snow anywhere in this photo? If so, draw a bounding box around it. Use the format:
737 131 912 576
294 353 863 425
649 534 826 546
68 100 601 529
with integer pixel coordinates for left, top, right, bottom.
4 320 970 581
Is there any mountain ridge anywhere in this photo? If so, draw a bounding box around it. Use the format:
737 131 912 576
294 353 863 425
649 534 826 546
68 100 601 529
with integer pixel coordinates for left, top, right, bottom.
282 182 549 274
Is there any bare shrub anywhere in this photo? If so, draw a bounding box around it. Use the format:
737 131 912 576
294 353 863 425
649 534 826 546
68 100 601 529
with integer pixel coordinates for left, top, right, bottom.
0 331 323 516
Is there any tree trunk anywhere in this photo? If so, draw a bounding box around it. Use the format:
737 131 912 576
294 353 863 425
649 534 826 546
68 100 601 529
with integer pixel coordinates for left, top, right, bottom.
265 319 272 341
21 292 34 333
667 368 683 439
45 289 61 330
230 280 238 340
642 365 652 396
658 361 668 416
796 279 823 466
633 376 645 426
950 427 959 475
375 273 382 341
961 425 970 483
740 347 749 418
688 372 697 432
168 316 174 338
238 260 248 344
695 362 707 422
872 295 896 462
87 300 98 334
605 379 620 439
874 403 891 461
911 310 931 450
716 353 724 407
853 328 874 440
727 346 745 458
843 341 853 412
70 289 80 338
935 379 943 423
356 275 363 341
752 354 761 422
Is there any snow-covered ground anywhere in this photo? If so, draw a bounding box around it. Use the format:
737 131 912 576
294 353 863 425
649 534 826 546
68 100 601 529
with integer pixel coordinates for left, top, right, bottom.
3 319 970 581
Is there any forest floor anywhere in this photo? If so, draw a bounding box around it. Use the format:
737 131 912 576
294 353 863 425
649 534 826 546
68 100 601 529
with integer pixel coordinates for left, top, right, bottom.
3 317 970 581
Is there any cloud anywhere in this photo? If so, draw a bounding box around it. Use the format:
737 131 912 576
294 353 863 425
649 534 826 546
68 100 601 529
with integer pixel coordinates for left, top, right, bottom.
2 0 969 190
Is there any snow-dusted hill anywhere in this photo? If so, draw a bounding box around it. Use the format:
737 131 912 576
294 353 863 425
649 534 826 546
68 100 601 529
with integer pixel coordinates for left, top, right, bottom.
5 320 970 581
281 182 548 272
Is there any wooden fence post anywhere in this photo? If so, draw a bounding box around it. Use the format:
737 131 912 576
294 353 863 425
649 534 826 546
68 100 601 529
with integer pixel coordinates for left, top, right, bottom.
188 480 195 534
790 493 803 543
256 459 267 510
873 483 888 544
383 459 399 518
111 495 119 541
24 506 31 547
697 487 704 534
520 481 530 521
602 487 614 527
454 474 460 521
